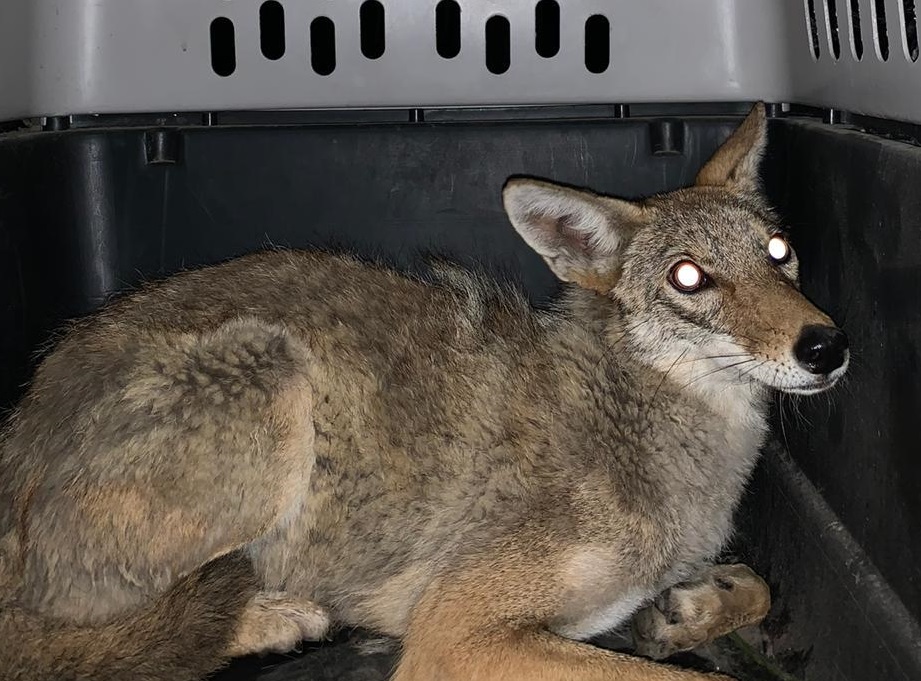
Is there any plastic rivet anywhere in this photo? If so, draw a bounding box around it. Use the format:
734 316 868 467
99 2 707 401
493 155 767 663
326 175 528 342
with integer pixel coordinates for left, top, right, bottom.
649 120 685 156
144 129 182 165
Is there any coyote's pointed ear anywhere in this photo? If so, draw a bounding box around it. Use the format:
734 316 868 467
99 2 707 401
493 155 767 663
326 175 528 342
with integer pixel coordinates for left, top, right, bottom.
695 103 767 191
502 178 647 293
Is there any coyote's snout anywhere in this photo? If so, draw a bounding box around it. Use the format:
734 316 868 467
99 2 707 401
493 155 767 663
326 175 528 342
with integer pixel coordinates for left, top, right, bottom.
0 104 846 681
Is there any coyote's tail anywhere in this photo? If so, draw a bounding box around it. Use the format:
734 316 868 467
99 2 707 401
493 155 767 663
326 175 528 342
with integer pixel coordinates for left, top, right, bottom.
0 551 257 681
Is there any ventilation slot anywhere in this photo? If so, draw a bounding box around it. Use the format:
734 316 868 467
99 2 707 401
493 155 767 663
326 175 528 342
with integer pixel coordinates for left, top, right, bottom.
874 0 890 60
535 0 560 58
903 0 919 61
210 17 236 76
436 0 461 59
585 14 610 73
310 16 336 75
485 15 511 74
260 1 285 60
849 0 864 59
806 0 821 58
826 0 841 58
360 0 386 59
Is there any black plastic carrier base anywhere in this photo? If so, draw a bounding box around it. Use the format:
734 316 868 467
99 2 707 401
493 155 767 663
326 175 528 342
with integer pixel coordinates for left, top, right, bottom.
1 106 918 680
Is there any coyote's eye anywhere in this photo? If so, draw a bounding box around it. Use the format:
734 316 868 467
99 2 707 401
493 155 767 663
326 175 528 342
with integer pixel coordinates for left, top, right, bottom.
768 234 791 264
668 260 708 293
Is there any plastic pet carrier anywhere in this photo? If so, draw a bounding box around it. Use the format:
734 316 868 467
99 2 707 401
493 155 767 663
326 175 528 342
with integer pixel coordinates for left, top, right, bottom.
0 1 919 680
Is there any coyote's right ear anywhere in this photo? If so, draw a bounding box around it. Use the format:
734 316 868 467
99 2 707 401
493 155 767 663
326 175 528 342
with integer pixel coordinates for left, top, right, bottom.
695 103 767 191
502 178 647 293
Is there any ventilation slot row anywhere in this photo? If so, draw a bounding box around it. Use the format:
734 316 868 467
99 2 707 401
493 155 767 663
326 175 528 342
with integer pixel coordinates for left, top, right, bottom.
210 5 613 78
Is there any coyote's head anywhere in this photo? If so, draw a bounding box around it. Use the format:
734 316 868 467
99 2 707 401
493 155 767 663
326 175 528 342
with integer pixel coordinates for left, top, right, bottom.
503 104 848 397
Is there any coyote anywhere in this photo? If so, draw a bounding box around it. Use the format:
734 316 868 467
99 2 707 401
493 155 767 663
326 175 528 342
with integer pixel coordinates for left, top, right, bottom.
0 104 847 681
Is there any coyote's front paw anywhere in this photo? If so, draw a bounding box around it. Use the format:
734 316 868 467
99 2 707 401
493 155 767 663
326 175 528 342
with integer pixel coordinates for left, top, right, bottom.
227 592 331 657
632 564 770 660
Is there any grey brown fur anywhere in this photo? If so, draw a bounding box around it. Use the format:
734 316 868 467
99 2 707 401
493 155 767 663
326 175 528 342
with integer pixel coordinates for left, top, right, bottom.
0 551 258 681
0 105 845 681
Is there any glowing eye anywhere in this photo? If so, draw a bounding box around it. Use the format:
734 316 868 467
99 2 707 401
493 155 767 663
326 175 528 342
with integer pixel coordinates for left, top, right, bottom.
768 235 790 263
669 260 706 293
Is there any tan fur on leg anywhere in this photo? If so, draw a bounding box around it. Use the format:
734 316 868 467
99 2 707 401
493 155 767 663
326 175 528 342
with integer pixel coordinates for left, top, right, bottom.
632 564 770 660
226 592 330 658
397 628 732 681
393 550 734 681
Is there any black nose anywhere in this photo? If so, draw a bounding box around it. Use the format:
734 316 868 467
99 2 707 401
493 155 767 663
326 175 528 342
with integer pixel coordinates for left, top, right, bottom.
793 325 849 375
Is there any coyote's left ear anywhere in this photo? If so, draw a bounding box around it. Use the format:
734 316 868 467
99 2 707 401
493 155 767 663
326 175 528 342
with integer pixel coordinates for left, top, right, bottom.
695 103 767 192
502 177 648 293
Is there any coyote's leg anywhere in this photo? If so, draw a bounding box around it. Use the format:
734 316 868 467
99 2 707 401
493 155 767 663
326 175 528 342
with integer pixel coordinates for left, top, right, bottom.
22 317 321 648
392 549 734 681
227 592 330 657
632 564 770 660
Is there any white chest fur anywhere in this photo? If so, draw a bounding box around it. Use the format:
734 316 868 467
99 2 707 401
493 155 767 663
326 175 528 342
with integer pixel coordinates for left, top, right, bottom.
549 548 658 642
551 586 652 641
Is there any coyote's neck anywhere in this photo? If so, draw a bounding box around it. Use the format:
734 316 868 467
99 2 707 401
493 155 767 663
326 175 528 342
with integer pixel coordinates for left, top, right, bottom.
547 308 769 572
552 291 770 498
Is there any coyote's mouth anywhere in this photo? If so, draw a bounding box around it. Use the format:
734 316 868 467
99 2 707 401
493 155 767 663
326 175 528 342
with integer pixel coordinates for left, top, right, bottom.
772 352 850 395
